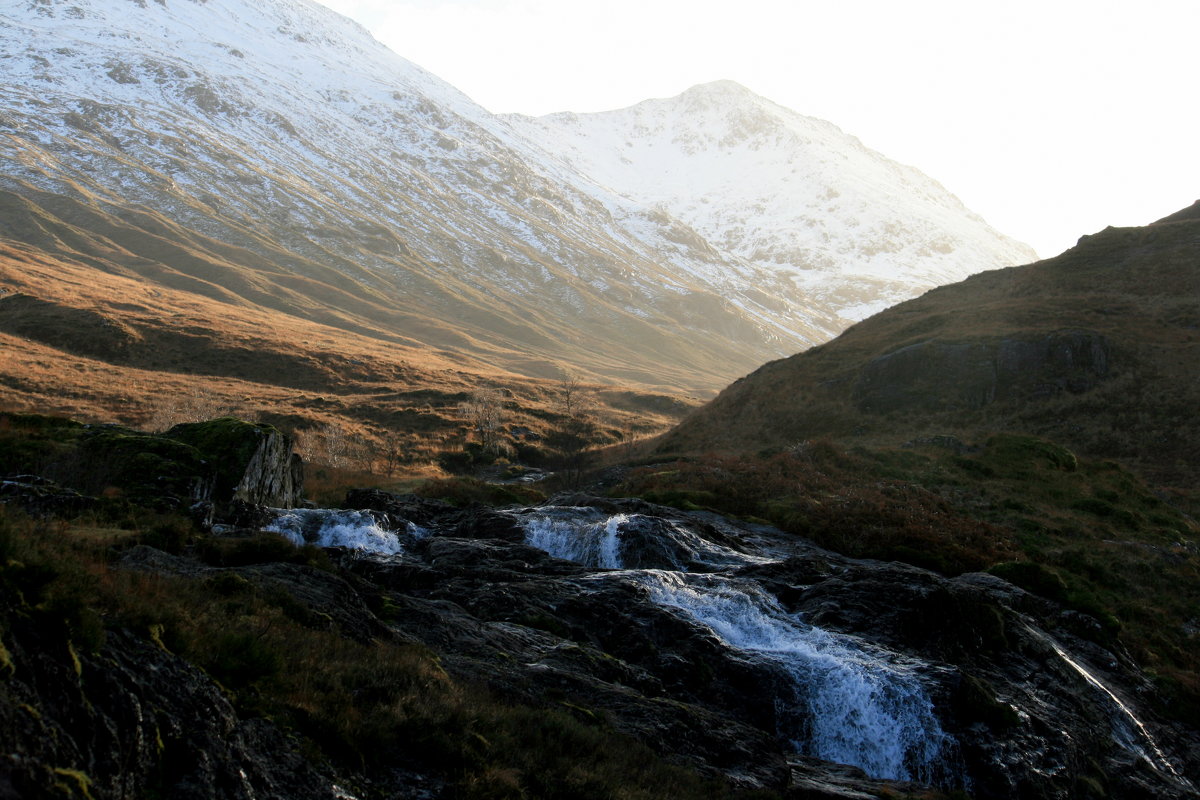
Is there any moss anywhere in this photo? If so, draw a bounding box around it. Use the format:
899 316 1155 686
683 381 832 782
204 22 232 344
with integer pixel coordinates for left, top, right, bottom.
51 767 94 800
979 434 1078 476
165 417 277 498
0 636 14 678
78 426 208 504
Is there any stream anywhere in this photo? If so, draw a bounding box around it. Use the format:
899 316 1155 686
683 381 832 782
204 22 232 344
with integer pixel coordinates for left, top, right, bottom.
265 500 1195 794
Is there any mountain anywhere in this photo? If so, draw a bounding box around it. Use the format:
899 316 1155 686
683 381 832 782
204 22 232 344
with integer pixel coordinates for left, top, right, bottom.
657 203 1200 484
0 0 1030 405
507 81 1037 322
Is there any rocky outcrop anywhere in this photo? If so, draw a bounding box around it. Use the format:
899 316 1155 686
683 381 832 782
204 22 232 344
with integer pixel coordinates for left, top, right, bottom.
166 418 303 510
852 331 1111 413
317 494 1198 799
0 415 303 523
5 485 1197 799
0 621 342 800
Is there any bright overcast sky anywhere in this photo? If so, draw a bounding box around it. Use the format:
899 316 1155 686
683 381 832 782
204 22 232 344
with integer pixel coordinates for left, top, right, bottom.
315 0 1197 259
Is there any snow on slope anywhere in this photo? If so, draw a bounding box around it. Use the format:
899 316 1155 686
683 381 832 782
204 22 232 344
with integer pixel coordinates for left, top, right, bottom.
0 0 850 392
0 0 1032 393
507 81 1038 321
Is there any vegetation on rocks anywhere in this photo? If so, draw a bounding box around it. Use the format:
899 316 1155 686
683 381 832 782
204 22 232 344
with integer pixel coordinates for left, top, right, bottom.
614 434 1200 719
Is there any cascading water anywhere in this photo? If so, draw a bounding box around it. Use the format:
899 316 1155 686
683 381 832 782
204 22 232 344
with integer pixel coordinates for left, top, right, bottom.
520 507 767 571
520 510 961 785
631 570 955 784
266 508 424 555
523 508 626 568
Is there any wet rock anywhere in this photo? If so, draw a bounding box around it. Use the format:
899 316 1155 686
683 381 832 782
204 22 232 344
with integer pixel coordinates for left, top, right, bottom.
342 488 455 528
451 507 526 542
0 623 341 800
0 476 99 518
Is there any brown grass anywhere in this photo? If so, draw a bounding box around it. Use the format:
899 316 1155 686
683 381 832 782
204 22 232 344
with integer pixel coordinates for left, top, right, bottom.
0 239 693 478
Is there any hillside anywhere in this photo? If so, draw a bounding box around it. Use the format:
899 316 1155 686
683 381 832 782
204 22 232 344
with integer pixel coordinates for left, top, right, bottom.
0 207 693 470
658 203 1200 485
0 0 1029 399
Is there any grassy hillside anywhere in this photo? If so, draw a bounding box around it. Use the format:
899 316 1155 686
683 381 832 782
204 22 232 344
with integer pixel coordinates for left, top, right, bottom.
616 434 1200 723
0 222 693 474
658 207 1200 487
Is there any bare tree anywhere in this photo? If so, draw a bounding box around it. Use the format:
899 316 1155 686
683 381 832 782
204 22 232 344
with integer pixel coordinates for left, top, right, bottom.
460 388 506 456
557 369 591 419
550 368 598 487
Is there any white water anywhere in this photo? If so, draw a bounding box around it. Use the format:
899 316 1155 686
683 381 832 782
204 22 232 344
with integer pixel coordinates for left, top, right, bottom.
520 507 765 571
1024 624 1193 788
266 508 422 555
632 571 954 783
520 509 958 784
523 508 626 568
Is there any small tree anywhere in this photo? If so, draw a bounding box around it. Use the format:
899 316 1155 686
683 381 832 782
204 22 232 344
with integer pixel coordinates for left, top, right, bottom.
549 369 598 487
460 388 506 458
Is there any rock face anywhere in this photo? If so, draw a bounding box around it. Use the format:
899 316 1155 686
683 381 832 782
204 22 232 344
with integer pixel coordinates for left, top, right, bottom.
167 418 304 510
0 622 341 800
852 331 1111 413
0 414 303 521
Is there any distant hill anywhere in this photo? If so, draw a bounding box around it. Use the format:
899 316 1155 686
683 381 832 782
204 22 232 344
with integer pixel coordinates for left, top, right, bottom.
658 204 1200 485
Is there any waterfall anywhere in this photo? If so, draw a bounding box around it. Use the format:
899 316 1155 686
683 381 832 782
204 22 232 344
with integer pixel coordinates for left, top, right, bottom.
520 507 766 571
519 507 959 784
523 508 626 568
631 571 955 784
266 508 422 555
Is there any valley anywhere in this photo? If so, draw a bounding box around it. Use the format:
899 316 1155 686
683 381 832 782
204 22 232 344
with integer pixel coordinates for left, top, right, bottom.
1 0 1197 798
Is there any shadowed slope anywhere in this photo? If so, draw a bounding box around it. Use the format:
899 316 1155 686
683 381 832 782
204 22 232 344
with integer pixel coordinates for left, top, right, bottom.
659 205 1200 484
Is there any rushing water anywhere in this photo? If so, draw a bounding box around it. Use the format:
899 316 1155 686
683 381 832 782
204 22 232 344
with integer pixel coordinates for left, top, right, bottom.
266 508 424 555
522 508 626 568
630 570 955 783
519 509 959 784
521 506 766 571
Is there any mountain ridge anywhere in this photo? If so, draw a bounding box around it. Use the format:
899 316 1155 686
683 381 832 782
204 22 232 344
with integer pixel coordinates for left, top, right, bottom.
2 0 1031 399
506 80 1037 321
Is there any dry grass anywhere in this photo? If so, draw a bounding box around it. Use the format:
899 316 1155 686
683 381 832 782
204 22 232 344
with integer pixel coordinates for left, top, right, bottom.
0 239 693 478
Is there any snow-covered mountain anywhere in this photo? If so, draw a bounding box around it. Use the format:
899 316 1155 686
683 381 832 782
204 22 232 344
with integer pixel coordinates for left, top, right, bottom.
507 81 1037 321
0 0 1033 393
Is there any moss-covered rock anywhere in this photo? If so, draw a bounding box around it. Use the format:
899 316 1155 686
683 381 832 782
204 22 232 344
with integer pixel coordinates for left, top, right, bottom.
165 417 302 508
80 426 211 508
1 415 302 520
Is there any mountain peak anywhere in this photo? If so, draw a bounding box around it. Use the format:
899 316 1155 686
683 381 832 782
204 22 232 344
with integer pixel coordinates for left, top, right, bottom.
680 80 758 100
